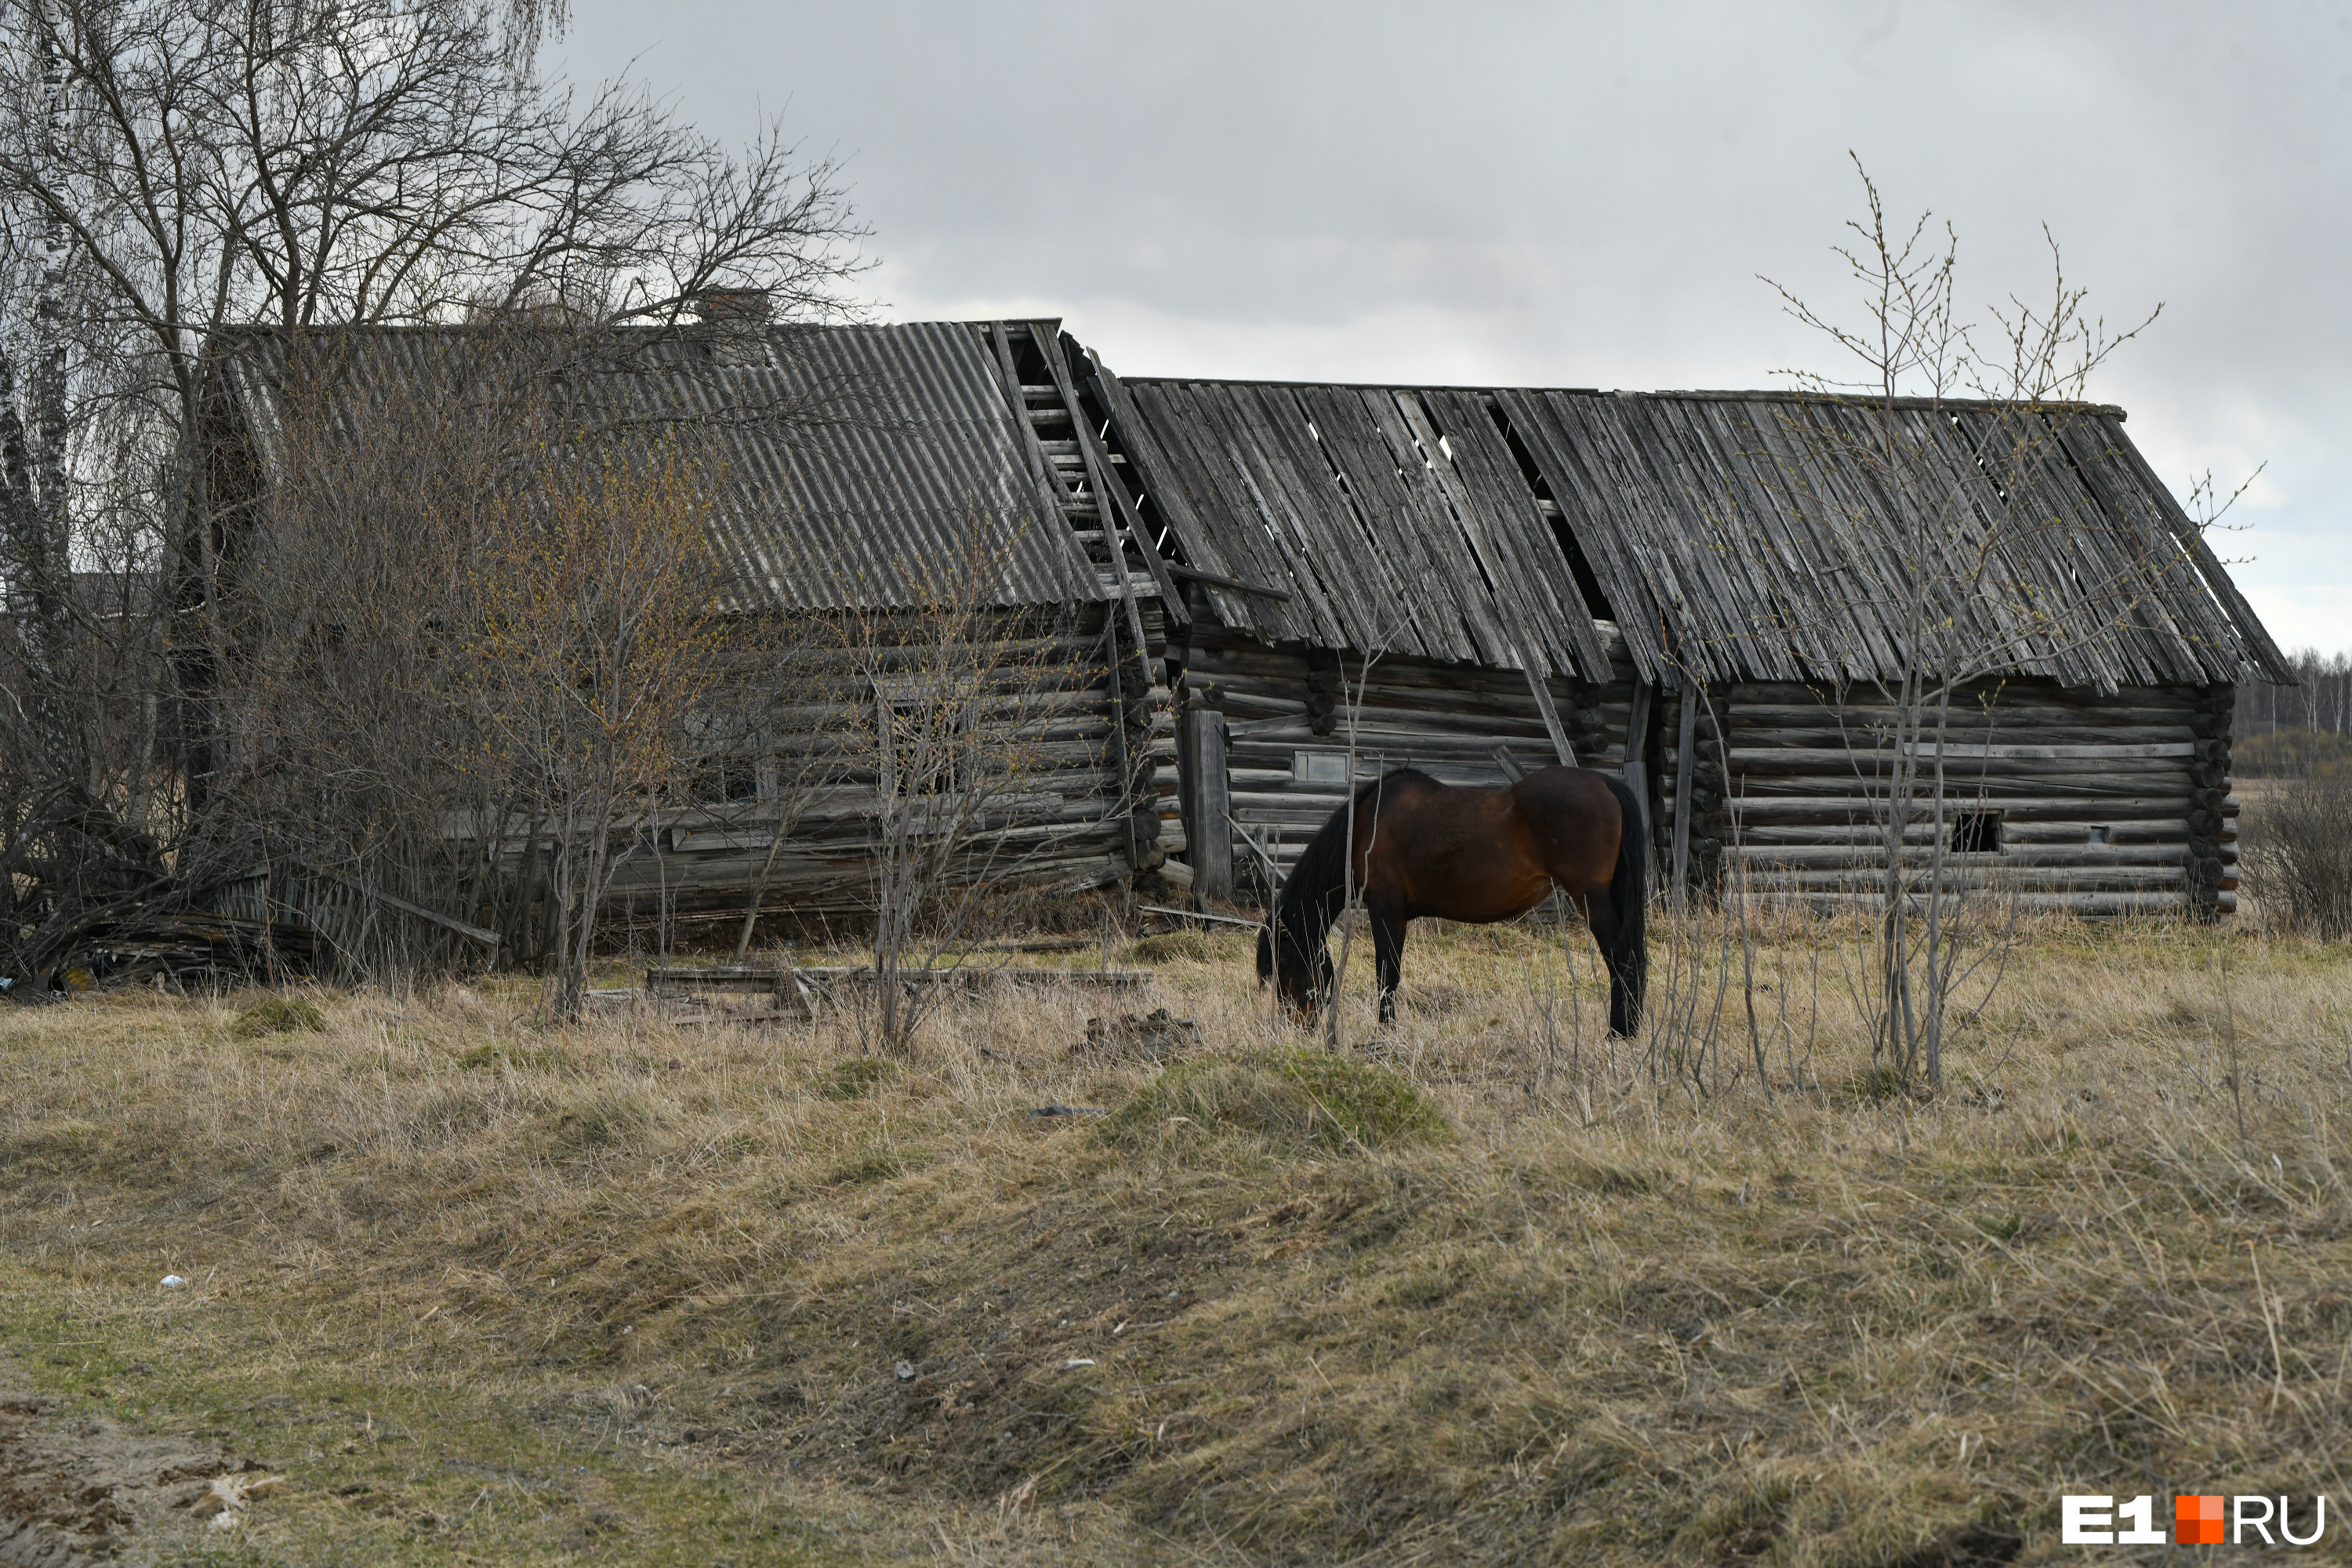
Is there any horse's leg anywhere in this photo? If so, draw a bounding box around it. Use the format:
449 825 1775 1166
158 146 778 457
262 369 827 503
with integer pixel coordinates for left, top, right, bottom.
1368 900 1406 1028
1582 894 1629 1037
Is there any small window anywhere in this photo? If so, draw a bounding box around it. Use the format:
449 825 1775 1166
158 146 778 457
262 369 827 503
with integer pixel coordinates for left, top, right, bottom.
2086 823 2111 847
1294 750 1350 785
688 755 761 804
1951 810 2005 855
873 677 973 798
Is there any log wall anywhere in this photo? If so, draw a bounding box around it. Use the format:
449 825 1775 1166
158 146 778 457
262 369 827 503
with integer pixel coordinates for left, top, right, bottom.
519 602 1177 938
1671 677 2237 918
1170 614 2237 923
1171 619 1642 895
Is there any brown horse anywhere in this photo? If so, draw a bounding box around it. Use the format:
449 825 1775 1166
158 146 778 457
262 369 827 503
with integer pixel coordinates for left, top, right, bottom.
1255 766 1647 1036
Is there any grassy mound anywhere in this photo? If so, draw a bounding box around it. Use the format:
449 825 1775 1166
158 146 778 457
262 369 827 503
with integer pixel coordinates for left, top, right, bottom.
1103 1046 1450 1155
227 993 327 1038
819 1056 898 1101
550 1091 654 1155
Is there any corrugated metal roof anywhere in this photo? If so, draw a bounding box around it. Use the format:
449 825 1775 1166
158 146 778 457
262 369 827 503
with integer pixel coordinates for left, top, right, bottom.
1102 364 2287 690
212 321 1103 612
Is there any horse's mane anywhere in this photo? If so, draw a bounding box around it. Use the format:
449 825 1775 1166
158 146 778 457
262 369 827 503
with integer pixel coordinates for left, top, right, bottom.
1273 768 1435 937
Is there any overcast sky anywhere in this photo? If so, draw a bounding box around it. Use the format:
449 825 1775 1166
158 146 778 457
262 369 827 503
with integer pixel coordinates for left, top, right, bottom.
562 0 2352 658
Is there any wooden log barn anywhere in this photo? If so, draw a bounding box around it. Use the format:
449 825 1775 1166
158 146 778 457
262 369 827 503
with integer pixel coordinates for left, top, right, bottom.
197 316 1181 953
200 312 2289 949
1071 368 2290 920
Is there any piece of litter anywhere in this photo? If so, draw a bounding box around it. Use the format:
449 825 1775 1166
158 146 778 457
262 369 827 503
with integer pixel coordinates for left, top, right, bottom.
1062 1358 1096 1370
161 1275 187 1288
1029 1104 1109 1118
187 1472 285 1519
894 1360 916 1381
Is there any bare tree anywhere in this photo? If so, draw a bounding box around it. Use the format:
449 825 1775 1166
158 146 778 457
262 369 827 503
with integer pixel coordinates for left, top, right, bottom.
0 0 863 984
460 434 728 1018
839 516 1094 1054
1762 158 2222 1092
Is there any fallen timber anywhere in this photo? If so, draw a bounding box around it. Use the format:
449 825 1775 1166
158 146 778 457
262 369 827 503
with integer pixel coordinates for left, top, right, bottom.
646 963 1152 1002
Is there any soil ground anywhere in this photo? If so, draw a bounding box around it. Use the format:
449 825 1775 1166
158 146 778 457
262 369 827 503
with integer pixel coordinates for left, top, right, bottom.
1 913 2346 1565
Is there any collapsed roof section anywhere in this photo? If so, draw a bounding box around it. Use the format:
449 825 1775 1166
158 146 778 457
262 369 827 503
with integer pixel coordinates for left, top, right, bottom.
1090 372 1617 683
1497 389 2288 691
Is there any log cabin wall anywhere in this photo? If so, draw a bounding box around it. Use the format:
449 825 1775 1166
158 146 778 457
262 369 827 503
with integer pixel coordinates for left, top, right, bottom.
1659 677 2239 918
579 599 1176 933
1175 619 1644 895
205 318 1185 950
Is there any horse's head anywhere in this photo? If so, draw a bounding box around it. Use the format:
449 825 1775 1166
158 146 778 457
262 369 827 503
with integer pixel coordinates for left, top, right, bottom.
1256 916 1330 1022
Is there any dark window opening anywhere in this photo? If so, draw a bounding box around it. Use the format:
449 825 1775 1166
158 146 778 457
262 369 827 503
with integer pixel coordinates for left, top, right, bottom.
875 679 976 800
1951 810 2005 855
690 757 761 804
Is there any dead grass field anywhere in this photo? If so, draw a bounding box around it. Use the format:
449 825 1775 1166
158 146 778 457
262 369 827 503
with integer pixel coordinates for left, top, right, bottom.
2 914 2349 1565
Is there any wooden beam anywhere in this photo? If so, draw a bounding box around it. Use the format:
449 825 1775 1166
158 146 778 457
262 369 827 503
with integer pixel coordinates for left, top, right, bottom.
1671 688 1698 905
1033 326 1152 651
1138 903 1260 929
1186 702 1233 906
1624 677 1655 881
1097 615 1134 865
1522 665 1577 767
1055 331 1189 626
1166 563 1292 601
297 860 502 948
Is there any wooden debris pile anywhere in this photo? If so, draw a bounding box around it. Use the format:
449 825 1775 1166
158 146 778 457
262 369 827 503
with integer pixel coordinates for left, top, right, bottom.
1080 1007 1200 1062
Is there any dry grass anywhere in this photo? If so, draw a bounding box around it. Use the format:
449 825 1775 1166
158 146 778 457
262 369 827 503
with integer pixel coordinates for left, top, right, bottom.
3 915 2350 1564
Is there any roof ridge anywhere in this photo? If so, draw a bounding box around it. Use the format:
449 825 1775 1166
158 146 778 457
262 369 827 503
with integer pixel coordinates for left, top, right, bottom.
1116 374 2125 416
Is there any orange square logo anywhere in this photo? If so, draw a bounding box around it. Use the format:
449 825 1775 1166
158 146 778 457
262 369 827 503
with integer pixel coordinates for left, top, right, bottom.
2176 1494 2225 1544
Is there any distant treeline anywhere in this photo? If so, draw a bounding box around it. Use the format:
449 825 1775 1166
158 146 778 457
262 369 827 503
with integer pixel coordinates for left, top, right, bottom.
2238 649 2351 735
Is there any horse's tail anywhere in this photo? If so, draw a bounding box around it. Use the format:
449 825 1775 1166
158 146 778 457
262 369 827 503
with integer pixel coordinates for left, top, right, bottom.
1601 773 1648 1037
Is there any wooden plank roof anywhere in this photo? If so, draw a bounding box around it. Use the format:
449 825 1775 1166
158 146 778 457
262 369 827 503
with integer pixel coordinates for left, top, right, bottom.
1094 372 1615 681
1109 370 2288 691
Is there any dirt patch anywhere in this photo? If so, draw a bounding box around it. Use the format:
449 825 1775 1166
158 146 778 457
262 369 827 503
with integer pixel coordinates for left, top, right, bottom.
0 1357 269 1566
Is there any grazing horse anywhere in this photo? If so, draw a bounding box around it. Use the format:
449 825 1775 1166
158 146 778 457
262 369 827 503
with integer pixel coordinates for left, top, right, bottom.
1254 767 1647 1036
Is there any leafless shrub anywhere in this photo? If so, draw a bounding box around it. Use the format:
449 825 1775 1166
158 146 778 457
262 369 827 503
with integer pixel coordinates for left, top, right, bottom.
0 0 864 983
836 517 1098 1054
2241 764 2352 939
1761 161 2209 1093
